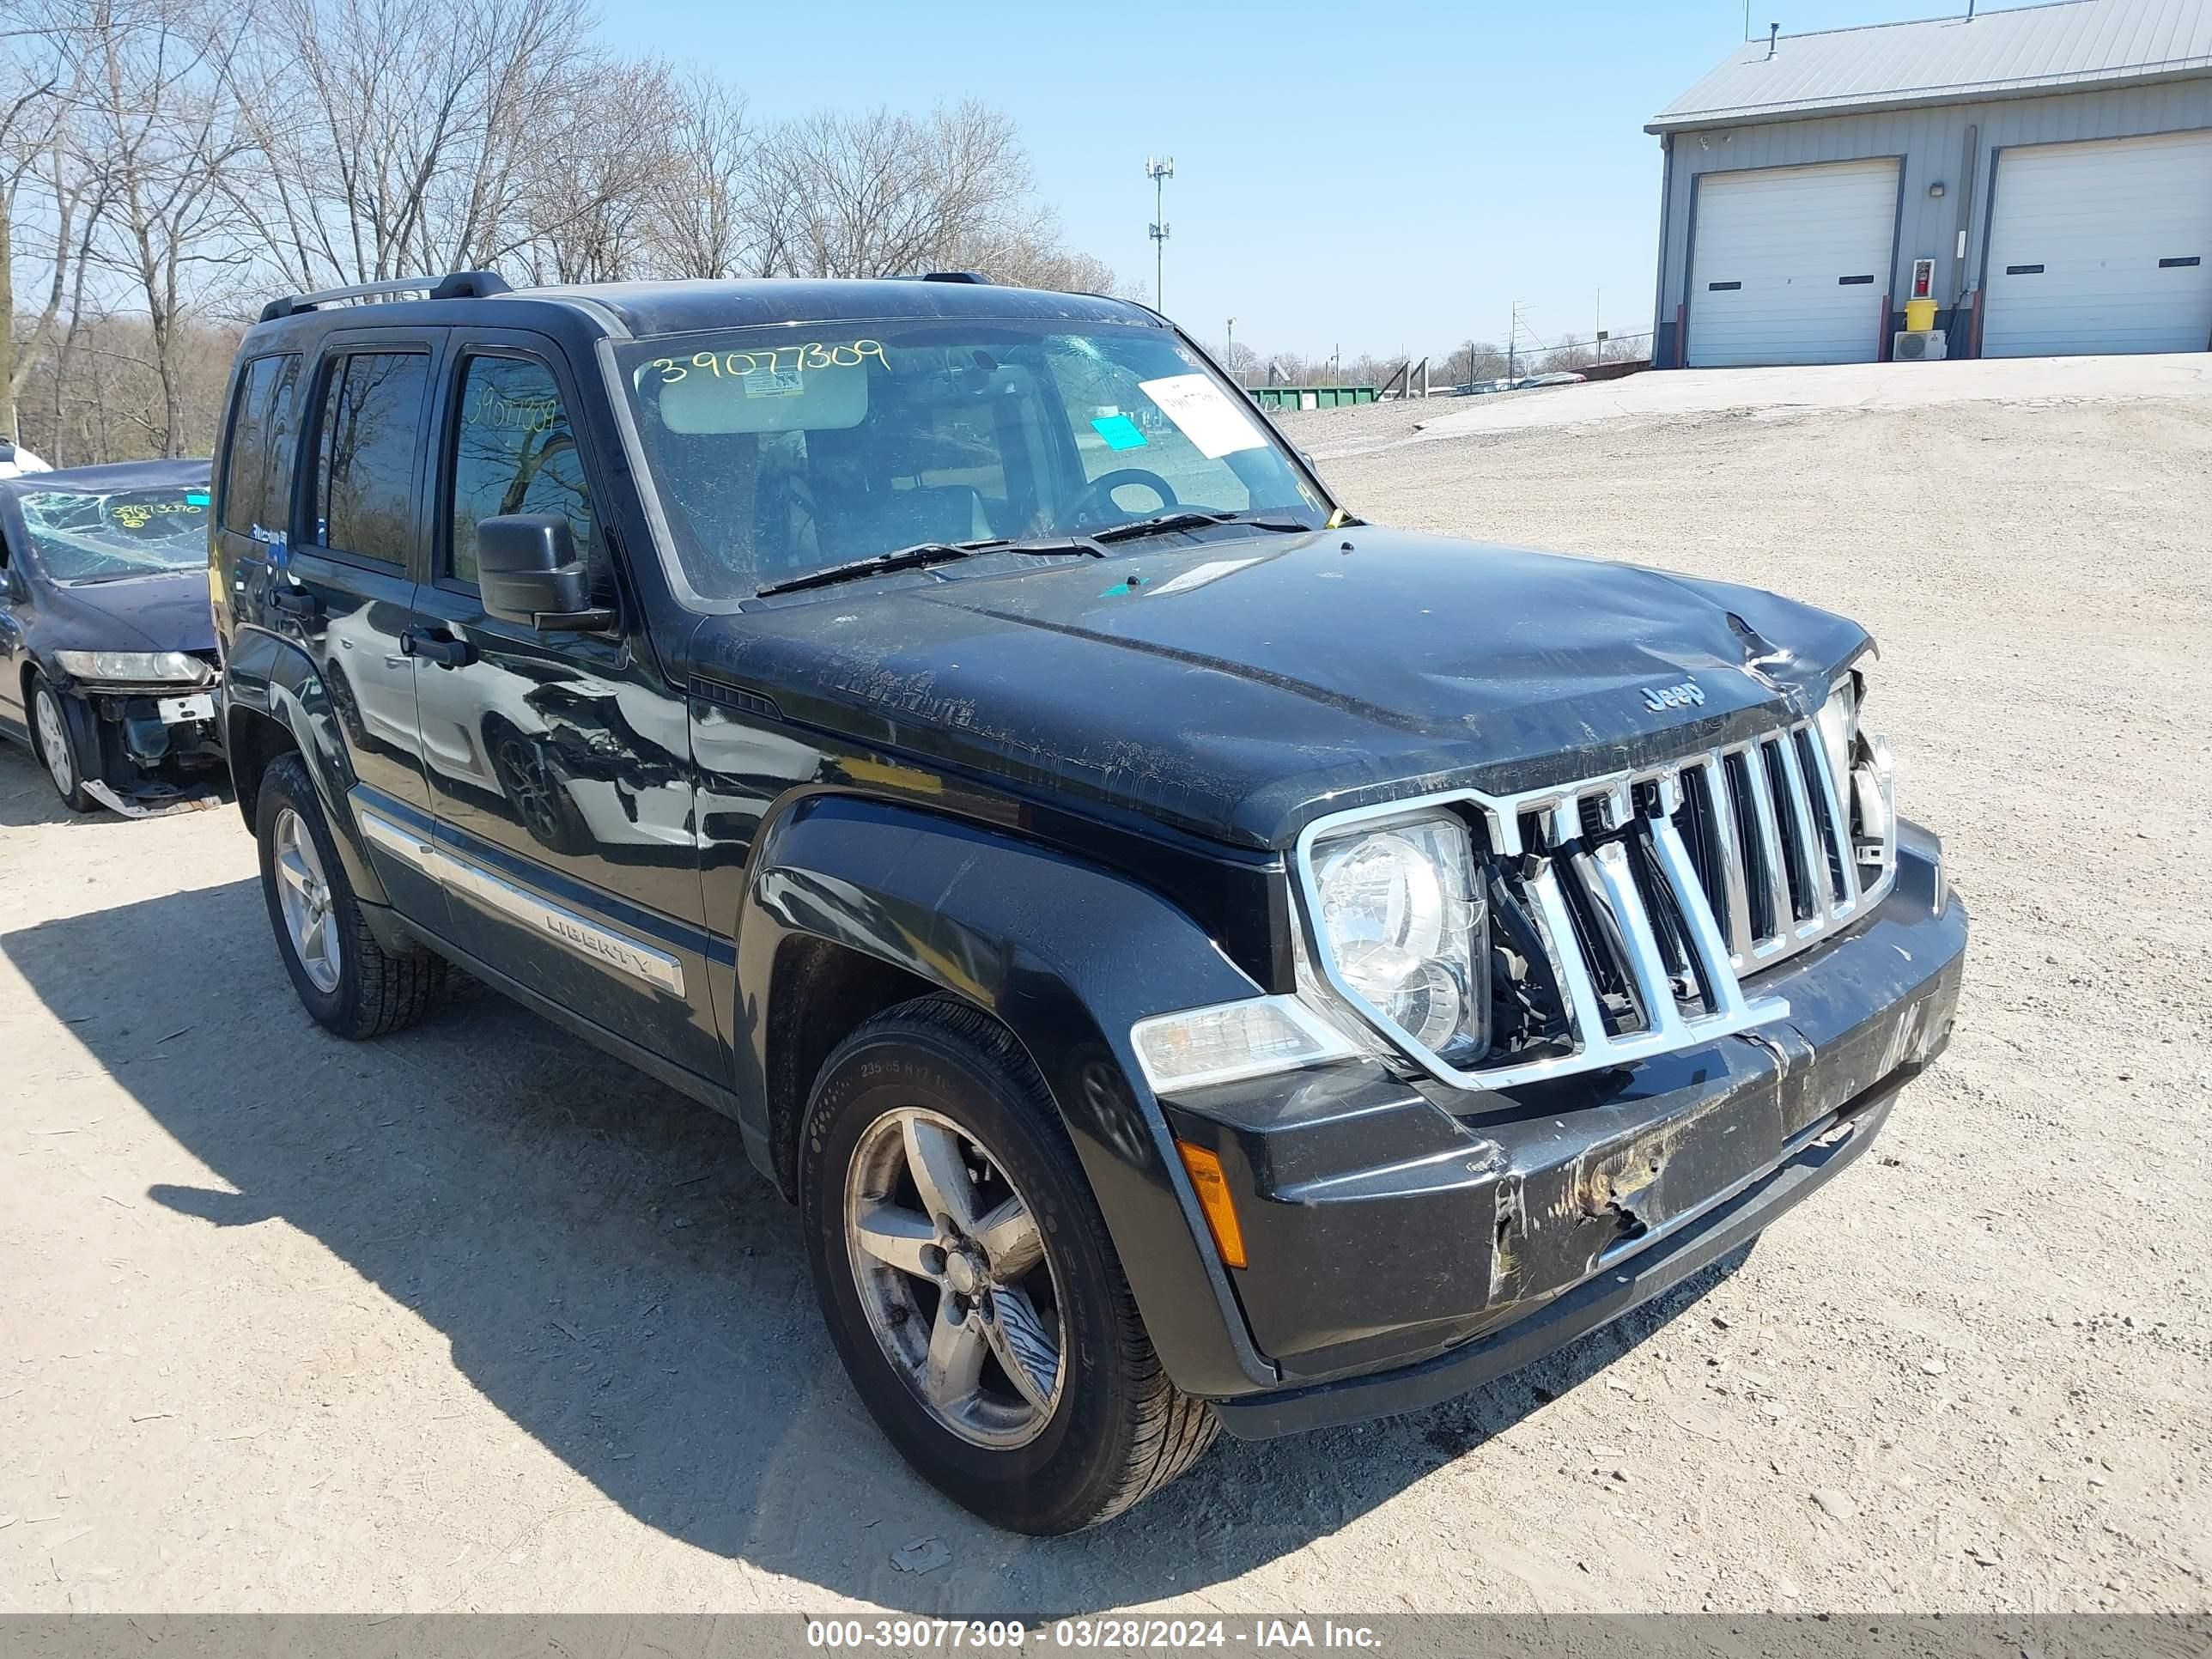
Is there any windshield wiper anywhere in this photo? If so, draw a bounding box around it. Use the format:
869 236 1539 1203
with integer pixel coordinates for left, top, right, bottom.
753 534 1107 598
1089 508 1316 545
754 542 986 597
61 568 185 585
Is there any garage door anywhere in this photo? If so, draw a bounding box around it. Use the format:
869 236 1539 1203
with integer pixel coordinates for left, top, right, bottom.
1686 160 1900 368
1982 131 2212 358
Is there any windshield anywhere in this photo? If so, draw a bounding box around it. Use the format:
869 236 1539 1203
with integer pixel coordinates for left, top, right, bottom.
616 319 1325 599
16 486 211 580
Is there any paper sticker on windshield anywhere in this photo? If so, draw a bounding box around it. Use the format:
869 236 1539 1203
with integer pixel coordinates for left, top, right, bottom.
1146 556 1262 599
743 366 805 398
1091 414 1148 451
1138 374 1266 459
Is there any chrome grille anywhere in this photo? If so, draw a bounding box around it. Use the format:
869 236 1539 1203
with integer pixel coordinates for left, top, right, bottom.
1295 709 1897 1093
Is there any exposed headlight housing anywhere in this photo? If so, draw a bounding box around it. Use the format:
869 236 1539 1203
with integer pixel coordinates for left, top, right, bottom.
53 649 210 685
1306 813 1488 1060
1816 648 1892 876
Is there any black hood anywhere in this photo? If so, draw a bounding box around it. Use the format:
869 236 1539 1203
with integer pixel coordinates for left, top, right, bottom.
692 528 1869 848
31 567 216 656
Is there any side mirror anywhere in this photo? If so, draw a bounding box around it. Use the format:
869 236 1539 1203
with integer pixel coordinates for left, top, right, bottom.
475 516 612 632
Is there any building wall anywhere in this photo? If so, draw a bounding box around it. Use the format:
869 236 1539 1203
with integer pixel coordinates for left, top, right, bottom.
1650 78 2212 366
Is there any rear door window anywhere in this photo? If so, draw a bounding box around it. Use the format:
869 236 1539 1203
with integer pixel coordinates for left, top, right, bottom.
312 351 430 564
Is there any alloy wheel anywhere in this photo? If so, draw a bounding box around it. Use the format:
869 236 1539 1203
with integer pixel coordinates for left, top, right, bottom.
272 806 342 994
33 685 75 795
844 1106 1066 1449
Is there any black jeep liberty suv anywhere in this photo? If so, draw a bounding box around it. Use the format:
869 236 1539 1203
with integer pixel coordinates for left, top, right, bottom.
210 270 1967 1534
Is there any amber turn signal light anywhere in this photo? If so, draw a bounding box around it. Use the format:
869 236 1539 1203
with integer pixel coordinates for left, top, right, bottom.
1174 1140 1248 1270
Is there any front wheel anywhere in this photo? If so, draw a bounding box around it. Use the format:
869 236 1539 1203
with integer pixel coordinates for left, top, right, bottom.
255 750 447 1038
31 674 98 812
800 996 1217 1534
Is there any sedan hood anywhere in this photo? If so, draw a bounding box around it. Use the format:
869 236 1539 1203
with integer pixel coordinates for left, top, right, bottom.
35 568 216 656
692 527 1869 848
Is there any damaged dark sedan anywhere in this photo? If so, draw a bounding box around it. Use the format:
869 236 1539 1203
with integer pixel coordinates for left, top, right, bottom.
0 459 224 814
212 273 1967 1534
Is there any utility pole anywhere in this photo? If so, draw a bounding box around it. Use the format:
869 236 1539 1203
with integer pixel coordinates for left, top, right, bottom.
1507 301 1518 384
1224 317 1236 382
1146 156 1175 313
1595 289 1601 364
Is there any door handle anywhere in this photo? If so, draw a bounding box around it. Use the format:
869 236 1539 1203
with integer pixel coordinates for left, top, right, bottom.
400 625 477 669
268 586 321 617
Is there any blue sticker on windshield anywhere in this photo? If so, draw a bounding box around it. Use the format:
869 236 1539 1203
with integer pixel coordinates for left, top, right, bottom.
185 492 210 505
1091 415 1148 451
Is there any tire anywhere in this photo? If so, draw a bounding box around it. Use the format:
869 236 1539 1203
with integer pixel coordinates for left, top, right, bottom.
255 750 447 1038
799 994 1217 1534
31 673 99 812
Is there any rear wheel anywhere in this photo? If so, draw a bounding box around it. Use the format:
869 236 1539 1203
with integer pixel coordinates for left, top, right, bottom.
31 675 98 812
800 995 1217 1533
255 750 447 1037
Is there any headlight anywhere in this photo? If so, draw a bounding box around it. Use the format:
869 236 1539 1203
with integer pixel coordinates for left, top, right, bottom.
1816 653 1894 875
1309 814 1486 1057
1815 668 1860 797
53 649 210 684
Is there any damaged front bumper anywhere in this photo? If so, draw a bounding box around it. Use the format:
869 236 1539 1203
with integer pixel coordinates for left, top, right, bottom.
56 680 227 813
1164 820 1967 1438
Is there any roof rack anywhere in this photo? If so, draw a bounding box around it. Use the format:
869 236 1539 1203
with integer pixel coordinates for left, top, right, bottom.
258 270 512 324
914 270 992 284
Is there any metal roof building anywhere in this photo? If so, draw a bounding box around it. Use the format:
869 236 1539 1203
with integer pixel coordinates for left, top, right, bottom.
1646 0 2212 367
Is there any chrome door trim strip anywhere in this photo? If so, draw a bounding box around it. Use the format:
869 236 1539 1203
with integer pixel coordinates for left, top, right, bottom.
356 804 686 997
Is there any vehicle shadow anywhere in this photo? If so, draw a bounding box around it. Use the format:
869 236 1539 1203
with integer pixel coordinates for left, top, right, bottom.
0 734 231 828
0 738 74 826
3 878 1750 1614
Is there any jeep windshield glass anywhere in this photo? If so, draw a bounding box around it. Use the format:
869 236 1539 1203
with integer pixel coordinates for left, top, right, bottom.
615 320 1327 600
17 487 213 580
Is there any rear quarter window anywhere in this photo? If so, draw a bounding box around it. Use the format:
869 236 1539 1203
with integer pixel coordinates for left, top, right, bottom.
220 353 302 538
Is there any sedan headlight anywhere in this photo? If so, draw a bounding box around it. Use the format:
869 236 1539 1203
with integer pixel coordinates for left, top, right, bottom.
53 649 210 685
1308 814 1487 1058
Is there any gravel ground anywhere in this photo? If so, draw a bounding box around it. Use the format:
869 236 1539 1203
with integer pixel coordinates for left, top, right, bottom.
3 363 2209 1616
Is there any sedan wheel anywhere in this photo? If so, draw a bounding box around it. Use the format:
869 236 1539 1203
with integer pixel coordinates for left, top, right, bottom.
846 1106 1065 1449
32 678 96 811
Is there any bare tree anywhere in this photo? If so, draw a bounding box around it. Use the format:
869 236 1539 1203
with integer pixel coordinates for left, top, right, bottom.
60 0 253 453
762 100 1032 279
0 15 96 441
225 0 599 288
957 205 1119 295
1438 339 1509 386
647 70 755 279
0 0 1120 460
511 59 687 284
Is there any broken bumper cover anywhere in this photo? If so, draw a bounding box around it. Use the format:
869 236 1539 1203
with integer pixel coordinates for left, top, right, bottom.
64 684 227 812
1170 820 1966 1439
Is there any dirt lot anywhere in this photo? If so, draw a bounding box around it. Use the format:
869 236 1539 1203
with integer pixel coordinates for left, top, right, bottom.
4 362 2209 1616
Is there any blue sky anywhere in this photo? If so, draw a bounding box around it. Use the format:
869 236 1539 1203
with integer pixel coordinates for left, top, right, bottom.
607 0 1983 361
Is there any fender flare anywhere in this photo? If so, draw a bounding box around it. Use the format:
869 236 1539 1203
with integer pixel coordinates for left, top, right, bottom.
734 789 1279 1397
221 624 390 909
